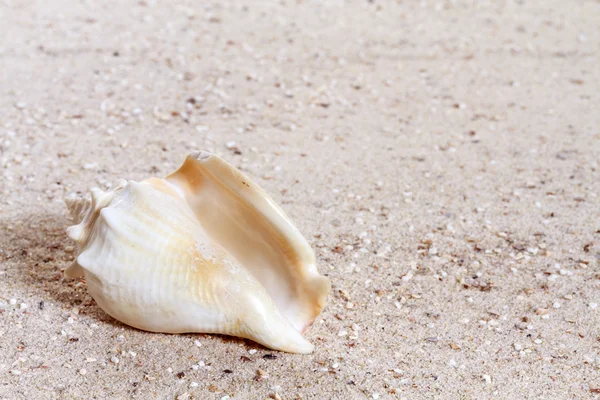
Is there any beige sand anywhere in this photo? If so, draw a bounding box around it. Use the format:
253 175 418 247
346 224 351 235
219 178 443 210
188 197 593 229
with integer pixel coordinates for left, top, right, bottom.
1 0 599 399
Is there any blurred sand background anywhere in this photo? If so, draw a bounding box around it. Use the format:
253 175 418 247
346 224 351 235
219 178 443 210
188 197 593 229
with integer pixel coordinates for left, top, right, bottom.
1 0 599 398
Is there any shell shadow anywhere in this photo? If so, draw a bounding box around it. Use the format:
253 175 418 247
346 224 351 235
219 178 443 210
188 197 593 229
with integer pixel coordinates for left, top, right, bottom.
0 211 117 325
0 212 269 350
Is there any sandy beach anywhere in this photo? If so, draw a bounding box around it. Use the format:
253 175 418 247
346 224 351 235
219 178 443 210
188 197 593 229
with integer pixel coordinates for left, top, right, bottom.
1 0 599 398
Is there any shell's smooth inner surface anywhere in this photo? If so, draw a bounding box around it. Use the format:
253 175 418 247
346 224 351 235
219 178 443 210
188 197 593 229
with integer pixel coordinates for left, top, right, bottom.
167 154 330 332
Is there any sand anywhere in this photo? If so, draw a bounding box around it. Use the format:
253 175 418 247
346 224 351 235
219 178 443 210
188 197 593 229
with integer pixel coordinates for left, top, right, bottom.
1 0 599 399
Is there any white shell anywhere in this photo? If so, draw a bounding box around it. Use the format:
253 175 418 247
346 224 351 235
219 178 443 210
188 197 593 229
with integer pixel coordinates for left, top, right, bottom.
65 151 330 353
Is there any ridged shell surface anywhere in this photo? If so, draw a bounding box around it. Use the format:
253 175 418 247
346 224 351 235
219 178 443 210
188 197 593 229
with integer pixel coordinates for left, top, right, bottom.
65 151 330 353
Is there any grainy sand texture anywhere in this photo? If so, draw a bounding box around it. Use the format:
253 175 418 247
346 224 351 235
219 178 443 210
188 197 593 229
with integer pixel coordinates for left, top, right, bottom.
1 0 599 399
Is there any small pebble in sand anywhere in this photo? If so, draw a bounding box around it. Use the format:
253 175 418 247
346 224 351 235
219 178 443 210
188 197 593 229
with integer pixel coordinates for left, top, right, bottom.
194 340 202 347
79 368 87 375
10 370 21 375
19 303 28 310
9 299 17 305
189 382 198 388
372 393 380 399
225 141 236 149
534 339 542 344
248 349 257 355
482 374 492 384
590 303 598 310
514 343 522 351
255 369 267 381
553 302 561 309
83 162 98 170
86 357 97 363
110 356 119 364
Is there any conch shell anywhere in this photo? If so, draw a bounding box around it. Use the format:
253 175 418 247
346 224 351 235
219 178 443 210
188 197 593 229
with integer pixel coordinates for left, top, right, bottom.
64 151 330 353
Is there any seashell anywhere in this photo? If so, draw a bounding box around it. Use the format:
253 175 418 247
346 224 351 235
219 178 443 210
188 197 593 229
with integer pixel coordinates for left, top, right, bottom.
64 151 330 353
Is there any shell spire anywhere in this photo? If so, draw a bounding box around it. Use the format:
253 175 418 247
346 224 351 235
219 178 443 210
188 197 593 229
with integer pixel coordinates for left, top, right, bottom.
64 193 90 225
63 151 330 353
